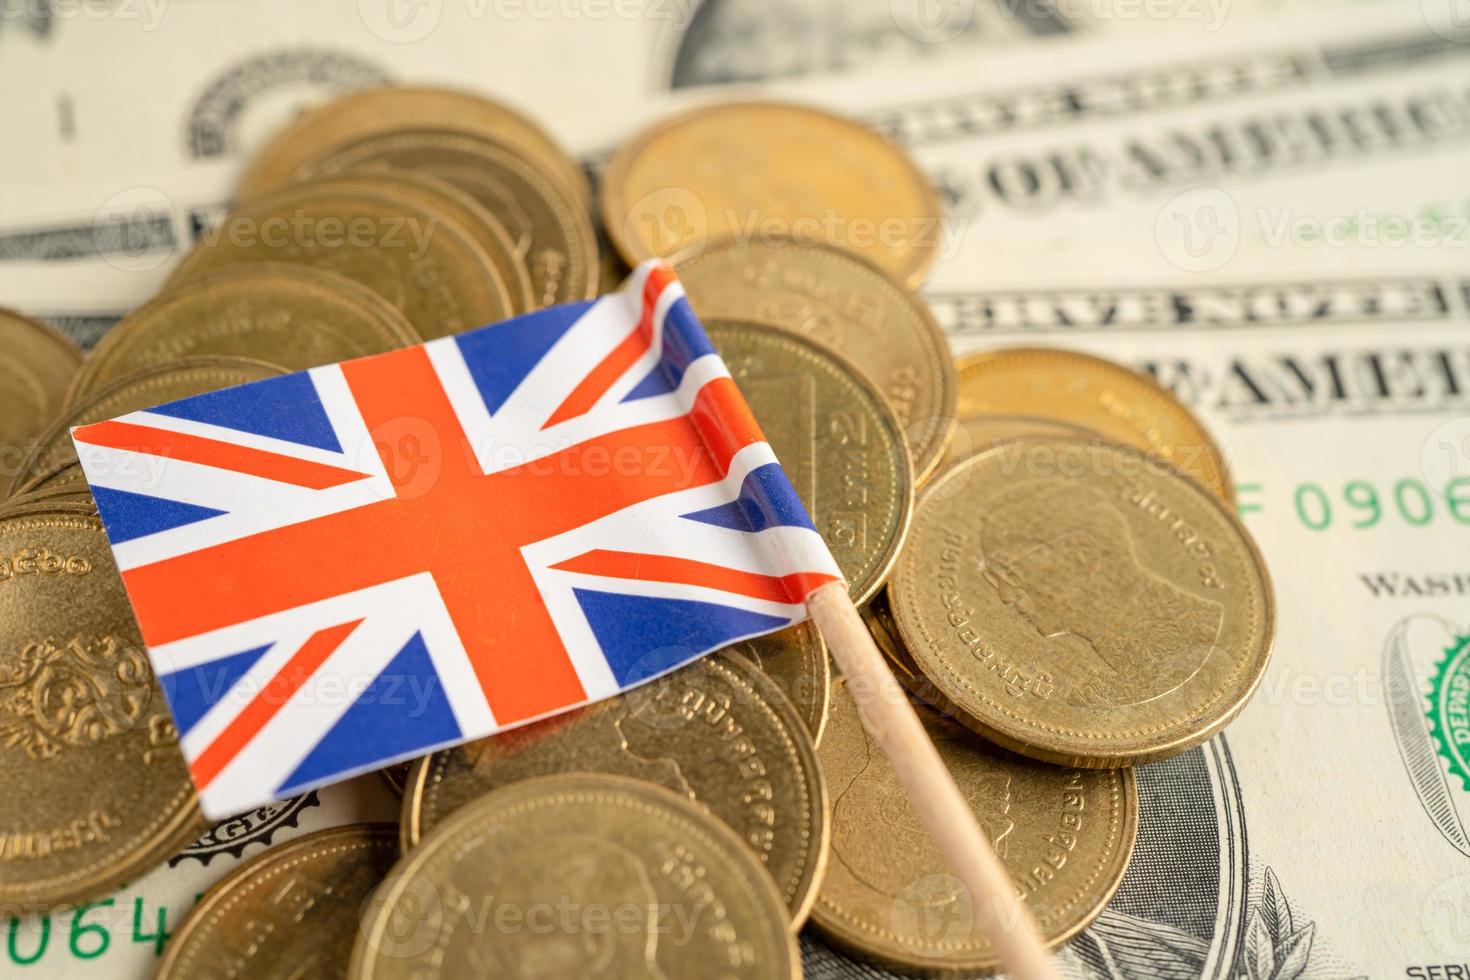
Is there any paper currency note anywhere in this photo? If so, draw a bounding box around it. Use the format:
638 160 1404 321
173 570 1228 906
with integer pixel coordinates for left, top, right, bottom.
778 5 1470 976
0 0 1384 276
4 1 1468 977
0 776 399 978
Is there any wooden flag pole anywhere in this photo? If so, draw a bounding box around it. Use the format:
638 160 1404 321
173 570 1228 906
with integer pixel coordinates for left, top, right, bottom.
806 581 1060 980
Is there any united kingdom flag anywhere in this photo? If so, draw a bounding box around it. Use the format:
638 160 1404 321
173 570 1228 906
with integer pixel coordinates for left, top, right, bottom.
71 261 843 818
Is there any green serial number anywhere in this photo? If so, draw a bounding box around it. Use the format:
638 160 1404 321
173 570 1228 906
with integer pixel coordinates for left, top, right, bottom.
1286 477 1470 531
6 898 176 966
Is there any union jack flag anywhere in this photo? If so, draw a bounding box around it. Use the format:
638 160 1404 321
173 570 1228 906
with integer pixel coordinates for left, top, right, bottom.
72 262 843 818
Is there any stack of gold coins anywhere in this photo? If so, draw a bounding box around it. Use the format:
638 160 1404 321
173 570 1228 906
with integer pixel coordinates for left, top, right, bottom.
0 87 1277 980
597 99 1274 976
231 86 600 314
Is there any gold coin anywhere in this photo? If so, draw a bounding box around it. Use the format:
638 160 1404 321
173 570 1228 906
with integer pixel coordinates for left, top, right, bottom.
238 85 590 204
0 308 81 459
0 512 202 909
355 773 799 980
156 824 399 980
67 265 419 402
603 101 941 289
955 347 1233 500
679 239 956 483
402 654 828 928
0 482 96 520
7 461 85 500
285 170 536 314
303 130 599 307
10 357 284 497
168 180 513 339
890 436 1275 767
0 501 99 521
726 621 830 745
813 676 1137 974
939 413 1101 474
706 319 913 605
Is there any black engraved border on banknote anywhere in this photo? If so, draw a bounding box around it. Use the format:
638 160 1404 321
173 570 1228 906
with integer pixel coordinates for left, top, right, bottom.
0 214 175 263
860 29 1470 150
927 279 1464 336
185 49 391 160
663 0 1077 91
168 792 320 868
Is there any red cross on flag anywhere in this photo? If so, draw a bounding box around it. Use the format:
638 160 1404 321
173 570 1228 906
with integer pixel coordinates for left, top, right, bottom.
71 261 843 818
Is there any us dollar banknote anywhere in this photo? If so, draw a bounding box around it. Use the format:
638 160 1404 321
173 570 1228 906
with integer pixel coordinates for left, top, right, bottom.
0 776 398 978
778 5 1470 976
2 1 1467 977
0 0 1385 287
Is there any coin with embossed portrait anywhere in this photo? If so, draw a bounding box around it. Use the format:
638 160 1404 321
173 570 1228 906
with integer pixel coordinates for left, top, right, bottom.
355 773 799 980
403 653 827 928
889 436 1274 767
0 512 202 910
706 319 913 605
813 675 1136 974
156 824 399 980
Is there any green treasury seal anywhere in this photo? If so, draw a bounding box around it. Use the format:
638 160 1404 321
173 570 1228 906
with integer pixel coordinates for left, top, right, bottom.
1428 635 1470 790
